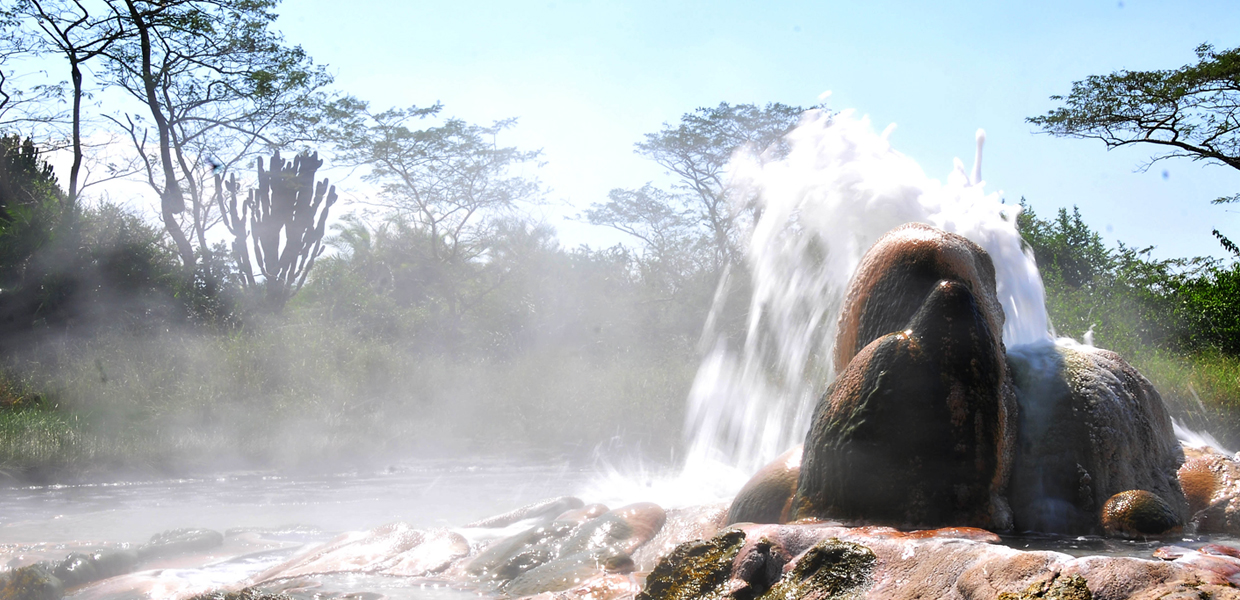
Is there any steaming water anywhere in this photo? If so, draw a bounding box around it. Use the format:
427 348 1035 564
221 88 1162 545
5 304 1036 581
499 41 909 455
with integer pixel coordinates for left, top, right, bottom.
0 458 593 545
684 109 1052 475
0 458 608 598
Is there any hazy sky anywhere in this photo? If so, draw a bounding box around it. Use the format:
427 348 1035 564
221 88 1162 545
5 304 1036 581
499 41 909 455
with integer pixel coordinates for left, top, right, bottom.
276 0 1240 260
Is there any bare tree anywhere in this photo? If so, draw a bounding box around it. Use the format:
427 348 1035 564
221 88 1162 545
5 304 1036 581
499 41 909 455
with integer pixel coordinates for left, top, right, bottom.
97 0 332 276
17 0 123 206
583 183 708 295
0 6 68 140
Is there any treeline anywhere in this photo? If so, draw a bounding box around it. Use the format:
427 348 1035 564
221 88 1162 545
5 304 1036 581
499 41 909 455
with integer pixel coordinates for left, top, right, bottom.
0 97 810 479
1018 201 1240 356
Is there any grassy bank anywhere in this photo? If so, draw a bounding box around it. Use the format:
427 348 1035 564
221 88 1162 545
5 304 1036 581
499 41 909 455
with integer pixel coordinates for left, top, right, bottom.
1134 350 1240 449
0 321 697 483
5 314 1235 484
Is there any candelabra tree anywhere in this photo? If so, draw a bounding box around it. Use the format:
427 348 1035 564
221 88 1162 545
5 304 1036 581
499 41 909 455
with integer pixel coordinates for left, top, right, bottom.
218 150 337 313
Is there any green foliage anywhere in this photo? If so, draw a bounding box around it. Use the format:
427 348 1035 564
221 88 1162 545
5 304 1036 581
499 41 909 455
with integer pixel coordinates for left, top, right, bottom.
321 101 543 330
301 212 705 358
1175 261 1240 354
1016 203 1112 288
1018 199 1240 356
0 136 233 344
0 307 693 476
1029 43 1240 201
0 134 62 283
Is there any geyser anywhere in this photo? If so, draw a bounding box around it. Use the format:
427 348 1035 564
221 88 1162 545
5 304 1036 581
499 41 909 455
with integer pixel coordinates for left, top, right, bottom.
676 109 1194 536
683 109 1049 476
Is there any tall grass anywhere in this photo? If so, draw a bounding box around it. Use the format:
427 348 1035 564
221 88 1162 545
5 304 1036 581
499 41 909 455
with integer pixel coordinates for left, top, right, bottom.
0 312 696 481
1134 350 1240 448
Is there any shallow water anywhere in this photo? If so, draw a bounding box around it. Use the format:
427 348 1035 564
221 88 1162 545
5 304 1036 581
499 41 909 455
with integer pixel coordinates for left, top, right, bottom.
999 532 1233 559
1 457 605 598
0 457 594 546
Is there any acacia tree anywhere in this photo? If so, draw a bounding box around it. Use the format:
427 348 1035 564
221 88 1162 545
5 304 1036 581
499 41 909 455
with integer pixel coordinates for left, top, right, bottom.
1029 43 1240 205
325 100 543 323
597 102 807 272
96 0 332 277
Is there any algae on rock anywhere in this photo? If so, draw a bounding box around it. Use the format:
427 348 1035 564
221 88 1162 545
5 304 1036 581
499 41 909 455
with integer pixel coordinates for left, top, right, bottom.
753 539 874 600
997 574 1092 600
638 529 747 600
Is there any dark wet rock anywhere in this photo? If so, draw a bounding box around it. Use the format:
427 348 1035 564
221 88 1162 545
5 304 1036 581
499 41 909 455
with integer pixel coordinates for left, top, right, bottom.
637 529 746 600
832 222 1006 374
466 520 578 582
465 496 585 528
0 563 63 600
997 574 1092 600
49 549 137 588
88 548 139 579
1176 450 1240 534
727 446 801 525
1007 343 1188 535
555 503 610 523
0 547 140 599
505 548 634 596
137 527 225 560
752 538 874 600
794 279 1015 530
633 504 728 573
50 554 93 589
1100 490 1181 538
51 553 96 588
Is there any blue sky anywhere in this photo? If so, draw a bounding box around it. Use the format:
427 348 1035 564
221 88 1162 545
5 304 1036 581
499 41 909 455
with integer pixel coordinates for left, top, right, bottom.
278 0 1240 260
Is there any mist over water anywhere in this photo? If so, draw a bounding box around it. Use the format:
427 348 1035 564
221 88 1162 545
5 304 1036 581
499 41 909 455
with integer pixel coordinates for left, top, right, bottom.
683 109 1053 476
